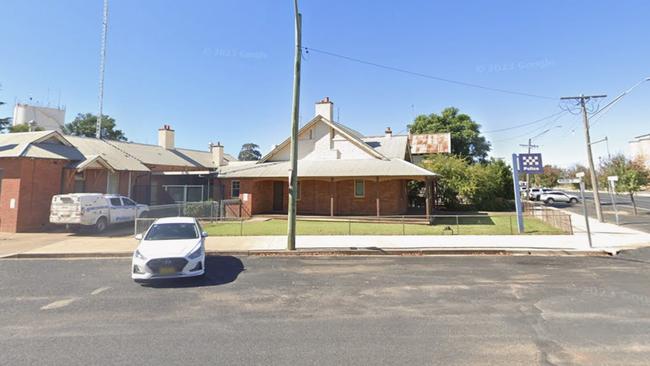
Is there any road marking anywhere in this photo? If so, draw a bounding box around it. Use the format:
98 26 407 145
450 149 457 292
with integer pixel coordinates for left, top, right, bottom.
91 287 111 296
40 298 78 310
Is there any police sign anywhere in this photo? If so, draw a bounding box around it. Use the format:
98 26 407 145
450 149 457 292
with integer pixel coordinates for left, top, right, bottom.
518 153 543 174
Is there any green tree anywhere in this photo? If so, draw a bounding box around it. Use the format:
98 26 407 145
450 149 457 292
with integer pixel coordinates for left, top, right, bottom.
63 113 126 141
420 155 513 210
533 165 563 188
8 124 44 133
238 143 261 161
599 154 649 215
0 100 11 132
408 107 491 162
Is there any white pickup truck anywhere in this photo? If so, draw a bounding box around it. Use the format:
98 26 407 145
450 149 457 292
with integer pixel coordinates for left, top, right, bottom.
50 193 149 233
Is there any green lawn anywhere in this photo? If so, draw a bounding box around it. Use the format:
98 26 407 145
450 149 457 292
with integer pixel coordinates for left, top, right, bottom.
203 216 565 236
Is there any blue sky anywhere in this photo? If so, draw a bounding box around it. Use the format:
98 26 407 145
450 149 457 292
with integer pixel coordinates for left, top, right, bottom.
1 0 648 167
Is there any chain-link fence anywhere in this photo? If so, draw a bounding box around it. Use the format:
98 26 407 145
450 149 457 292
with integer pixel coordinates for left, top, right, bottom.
134 199 242 235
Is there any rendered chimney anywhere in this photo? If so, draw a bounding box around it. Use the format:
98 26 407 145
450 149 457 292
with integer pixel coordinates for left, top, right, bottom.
315 97 334 121
210 142 226 167
385 127 393 138
158 124 175 149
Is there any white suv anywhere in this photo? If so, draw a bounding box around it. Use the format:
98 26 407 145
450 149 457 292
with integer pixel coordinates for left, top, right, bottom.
540 191 580 205
50 193 149 232
528 187 552 201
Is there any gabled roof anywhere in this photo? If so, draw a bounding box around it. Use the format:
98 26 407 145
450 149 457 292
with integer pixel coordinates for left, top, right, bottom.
259 116 388 162
65 136 149 171
67 155 115 171
0 131 75 159
362 135 409 159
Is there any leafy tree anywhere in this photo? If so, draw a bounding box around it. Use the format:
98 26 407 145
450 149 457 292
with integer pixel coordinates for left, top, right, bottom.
564 164 592 190
0 100 11 133
533 165 563 188
420 155 513 210
238 143 261 161
9 124 44 133
408 107 491 162
63 113 126 141
599 154 649 215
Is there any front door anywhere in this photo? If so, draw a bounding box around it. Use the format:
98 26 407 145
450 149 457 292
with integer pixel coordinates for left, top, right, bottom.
273 181 284 212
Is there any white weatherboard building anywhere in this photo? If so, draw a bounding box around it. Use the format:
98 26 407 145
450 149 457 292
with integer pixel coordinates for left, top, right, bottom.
13 103 66 131
629 133 650 169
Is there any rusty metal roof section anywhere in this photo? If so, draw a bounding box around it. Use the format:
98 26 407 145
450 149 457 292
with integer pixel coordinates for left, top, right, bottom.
410 133 451 154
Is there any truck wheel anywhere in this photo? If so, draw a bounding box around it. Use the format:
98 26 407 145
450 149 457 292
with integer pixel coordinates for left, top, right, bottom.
95 217 108 233
545 198 554 205
570 198 578 204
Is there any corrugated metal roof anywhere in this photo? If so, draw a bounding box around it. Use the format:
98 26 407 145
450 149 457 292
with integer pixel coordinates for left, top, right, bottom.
65 136 150 171
362 135 408 159
21 142 85 160
218 158 435 178
410 133 451 154
0 131 72 158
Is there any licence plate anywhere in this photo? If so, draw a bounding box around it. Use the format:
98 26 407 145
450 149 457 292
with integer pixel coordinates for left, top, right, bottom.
159 266 176 275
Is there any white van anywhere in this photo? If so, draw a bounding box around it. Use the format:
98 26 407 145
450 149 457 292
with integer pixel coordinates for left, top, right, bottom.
50 193 149 232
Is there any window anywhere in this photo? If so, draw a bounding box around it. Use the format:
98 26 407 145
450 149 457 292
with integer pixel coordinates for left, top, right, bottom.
107 171 119 194
231 180 240 198
354 180 365 198
122 198 136 206
144 223 199 241
308 129 313 140
74 172 85 193
109 198 122 206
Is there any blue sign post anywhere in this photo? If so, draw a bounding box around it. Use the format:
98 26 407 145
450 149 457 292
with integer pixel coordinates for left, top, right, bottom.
511 154 525 233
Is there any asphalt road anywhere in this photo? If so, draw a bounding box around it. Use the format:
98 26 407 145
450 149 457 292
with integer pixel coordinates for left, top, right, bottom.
541 191 650 233
3 253 650 365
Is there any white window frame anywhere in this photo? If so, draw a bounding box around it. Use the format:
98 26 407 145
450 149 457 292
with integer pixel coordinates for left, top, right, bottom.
231 180 241 198
354 179 365 198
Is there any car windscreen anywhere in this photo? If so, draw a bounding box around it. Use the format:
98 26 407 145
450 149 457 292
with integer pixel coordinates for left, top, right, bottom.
144 223 199 240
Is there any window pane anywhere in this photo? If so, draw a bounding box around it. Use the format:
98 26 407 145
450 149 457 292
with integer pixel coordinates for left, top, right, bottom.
110 198 122 206
232 181 240 198
355 180 364 197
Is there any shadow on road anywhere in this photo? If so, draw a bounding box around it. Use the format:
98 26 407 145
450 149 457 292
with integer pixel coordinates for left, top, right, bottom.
138 256 245 289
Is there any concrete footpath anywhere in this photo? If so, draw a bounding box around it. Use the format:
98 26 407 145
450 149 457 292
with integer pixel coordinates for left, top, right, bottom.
2 210 649 257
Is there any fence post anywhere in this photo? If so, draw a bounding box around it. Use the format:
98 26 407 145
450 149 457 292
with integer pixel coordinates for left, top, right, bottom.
240 218 243 236
177 203 181 216
509 215 513 235
402 215 405 235
348 218 351 235
456 215 460 235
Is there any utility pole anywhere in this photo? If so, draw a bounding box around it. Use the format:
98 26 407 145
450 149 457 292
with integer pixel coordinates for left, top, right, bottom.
96 0 109 139
519 138 539 189
287 0 302 250
560 94 607 222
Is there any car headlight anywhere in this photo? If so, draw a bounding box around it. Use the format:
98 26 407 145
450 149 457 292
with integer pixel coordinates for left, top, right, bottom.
188 245 203 260
134 249 146 260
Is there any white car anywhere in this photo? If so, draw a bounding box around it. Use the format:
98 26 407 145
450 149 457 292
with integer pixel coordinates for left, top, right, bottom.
132 217 207 281
540 191 580 205
50 193 149 233
528 187 552 201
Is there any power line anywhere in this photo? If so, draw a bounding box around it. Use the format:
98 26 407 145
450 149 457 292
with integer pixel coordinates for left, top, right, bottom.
483 110 565 133
302 46 557 100
491 110 568 142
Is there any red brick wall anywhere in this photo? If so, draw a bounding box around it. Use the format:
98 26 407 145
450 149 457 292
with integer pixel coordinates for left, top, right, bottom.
0 158 69 232
215 177 408 217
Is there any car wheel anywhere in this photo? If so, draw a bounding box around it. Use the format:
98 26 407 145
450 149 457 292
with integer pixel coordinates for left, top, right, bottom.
570 198 578 204
95 217 108 233
545 198 555 205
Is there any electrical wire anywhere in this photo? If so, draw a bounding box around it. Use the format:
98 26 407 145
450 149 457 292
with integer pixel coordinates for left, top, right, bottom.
302 46 557 101
491 110 568 143
483 110 566 133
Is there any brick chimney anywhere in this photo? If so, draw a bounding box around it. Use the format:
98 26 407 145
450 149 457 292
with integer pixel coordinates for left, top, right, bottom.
385 127 392 138
210 142 226 167
315 97 333 121
158 124 175 149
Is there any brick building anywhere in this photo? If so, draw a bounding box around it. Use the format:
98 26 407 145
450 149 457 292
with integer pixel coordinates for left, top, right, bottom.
216 98 437 217
0 128 235 232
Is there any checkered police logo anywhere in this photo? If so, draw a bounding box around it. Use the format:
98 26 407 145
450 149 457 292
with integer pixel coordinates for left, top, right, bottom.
518 153 543 174
521 155 540 166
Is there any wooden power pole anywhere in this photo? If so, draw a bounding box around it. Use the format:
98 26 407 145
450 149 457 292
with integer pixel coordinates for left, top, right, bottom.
560 94 607 222
287 0 302 250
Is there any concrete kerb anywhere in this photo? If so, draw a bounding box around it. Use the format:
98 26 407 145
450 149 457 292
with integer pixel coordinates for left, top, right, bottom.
4 248 612 259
